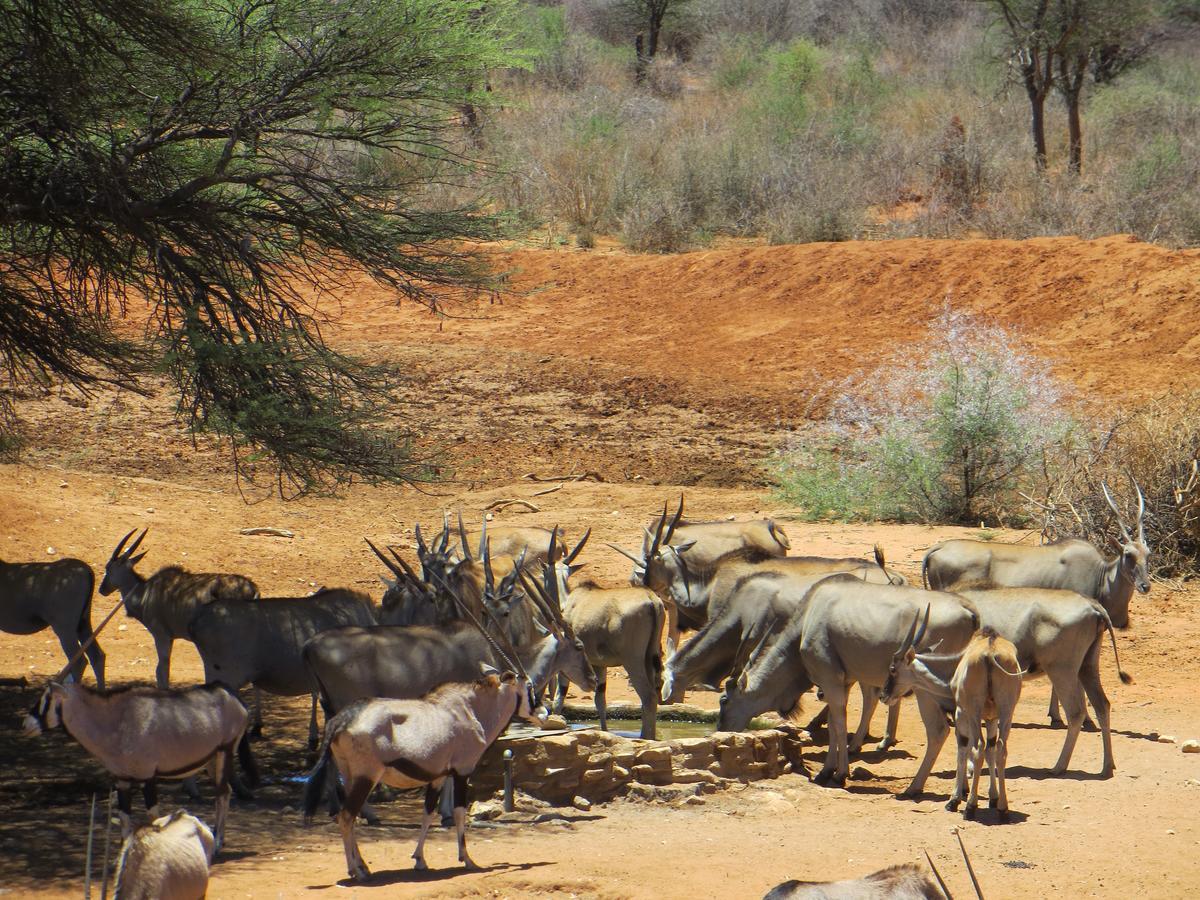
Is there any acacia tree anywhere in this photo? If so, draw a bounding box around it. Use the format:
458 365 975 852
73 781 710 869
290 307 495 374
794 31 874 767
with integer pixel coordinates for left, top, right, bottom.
618 0 693 79
982 0 1075 171
0 0 515 493
1055 0 1156 174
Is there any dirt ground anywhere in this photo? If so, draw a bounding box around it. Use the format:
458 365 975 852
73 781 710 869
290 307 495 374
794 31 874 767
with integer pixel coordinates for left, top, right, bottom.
4 236 1200 898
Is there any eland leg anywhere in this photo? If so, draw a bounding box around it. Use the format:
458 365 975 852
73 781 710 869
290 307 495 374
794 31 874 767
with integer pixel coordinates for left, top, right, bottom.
815 683 849 787
452 772 478 870
51 624 87 686
79 620 106 691
1080 642 1116 777
627 662 657 741
151 632 174 689
413 782 441 871
1048 668 1086 776
964 723 986 820
307 692 319 753
902 692 952 798
946 721 969 812
595 668 608 732
339 776 375 881
849 683 878 753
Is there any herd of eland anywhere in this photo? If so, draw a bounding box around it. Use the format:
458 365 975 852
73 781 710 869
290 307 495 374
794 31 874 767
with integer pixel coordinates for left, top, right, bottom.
1 487 1150 895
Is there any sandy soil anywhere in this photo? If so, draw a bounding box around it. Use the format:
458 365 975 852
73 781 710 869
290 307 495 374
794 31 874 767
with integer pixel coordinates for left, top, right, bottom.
4 237 1200 898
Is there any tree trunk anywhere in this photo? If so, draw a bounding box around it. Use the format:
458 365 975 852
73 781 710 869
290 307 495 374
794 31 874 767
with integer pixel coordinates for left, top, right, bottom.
634 32 647 83
1029 89 1048 171
1060 52 1087 175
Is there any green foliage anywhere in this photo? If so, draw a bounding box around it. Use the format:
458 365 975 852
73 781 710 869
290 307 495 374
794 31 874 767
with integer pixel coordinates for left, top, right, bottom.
1125 135 1186 193
773 309 1076 524
0 0 520 494
752 39 824 144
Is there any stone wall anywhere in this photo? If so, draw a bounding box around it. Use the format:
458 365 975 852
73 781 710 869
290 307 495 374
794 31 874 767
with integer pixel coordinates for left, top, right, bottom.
472 726 808 804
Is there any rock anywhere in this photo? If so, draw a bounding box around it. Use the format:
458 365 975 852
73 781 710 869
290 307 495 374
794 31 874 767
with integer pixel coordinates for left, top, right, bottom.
471 800 503 821
684 795 706 806
636 746 673 766
1182 740 1200 754
572 796 592 811
541 715 568 730
1158 735 1177 744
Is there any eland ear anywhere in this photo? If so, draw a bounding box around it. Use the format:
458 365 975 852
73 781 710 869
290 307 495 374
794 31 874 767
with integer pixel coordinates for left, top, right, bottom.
533 620 549 636
479 662 499 676
673 540 697 554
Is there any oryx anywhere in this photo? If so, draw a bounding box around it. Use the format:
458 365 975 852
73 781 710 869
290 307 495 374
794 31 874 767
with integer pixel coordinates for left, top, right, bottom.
0 554 105 688
98 529 258 689
542 529 667 739
882 613 1024 821
24 679 253 852
764 863 948 899
304 586 546 881
113 809 214 900
719 575 978 794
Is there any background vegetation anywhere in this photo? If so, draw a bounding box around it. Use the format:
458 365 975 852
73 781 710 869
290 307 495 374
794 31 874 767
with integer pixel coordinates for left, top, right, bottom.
464 0 1200 252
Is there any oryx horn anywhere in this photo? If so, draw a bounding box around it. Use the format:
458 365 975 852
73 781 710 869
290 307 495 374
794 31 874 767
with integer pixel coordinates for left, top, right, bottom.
53 597 127 683
607 543 644 565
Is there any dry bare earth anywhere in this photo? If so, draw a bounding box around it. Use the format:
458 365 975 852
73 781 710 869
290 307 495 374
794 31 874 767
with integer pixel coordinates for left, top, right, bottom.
4 237 1200 898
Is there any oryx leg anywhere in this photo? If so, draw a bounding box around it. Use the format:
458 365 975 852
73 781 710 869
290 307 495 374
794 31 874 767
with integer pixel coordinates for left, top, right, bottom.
452 772 478 870
413 781 442 871
307 692 319 752
595 668 608 732
901 692 953 798
151 632 174 689
208 747 233 854
552 673 568 715
142 778 159 817
849 683 879 753
627 661 658 741
1080 640 1116 777
249 687 265 739
814 682 850 787
877 700 900 752
1048 667 1087 776
338 775 376 881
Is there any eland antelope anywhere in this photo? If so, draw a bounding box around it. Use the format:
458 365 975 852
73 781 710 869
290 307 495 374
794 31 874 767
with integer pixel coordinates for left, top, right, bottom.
720 575 978 793
882 613 1024 820
0 554 105 688
612 500 902 662
541 529 667 739
957 588 1131 777
99 529 258 689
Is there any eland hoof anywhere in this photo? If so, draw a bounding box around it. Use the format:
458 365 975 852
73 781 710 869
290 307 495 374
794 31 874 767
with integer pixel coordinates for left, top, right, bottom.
998 809 1010 823
945 799 960 812
350 864 372 882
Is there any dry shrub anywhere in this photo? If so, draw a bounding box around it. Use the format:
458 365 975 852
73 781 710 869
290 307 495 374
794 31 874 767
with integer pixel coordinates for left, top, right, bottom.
619 190 694 252
1028 393 1200 577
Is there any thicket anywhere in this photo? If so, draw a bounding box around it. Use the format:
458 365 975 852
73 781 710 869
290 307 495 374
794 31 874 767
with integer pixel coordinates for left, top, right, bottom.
477 0 1200 250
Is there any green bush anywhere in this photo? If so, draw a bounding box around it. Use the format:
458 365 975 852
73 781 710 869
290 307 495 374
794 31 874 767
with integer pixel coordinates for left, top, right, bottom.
772 308 1076 524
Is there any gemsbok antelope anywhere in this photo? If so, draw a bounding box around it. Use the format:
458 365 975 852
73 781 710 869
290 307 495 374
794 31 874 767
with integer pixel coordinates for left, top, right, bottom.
720 575 978 794
763 863 947 899
0 554 105 688
113 809 214 900
99 529 258 689
541 529 667 739
304 594 545 881
23 679 253 852
882 612 1024 820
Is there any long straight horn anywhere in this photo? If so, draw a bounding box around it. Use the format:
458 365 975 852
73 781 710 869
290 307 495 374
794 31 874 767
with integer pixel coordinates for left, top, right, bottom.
607 543 644 565
477 515 488 562
565 527 591 565
898 611 921 657
54 597 127 683
458 512 473 562
388 548 422 584
744 618 777 670
365 538 404 578
414 522 429 559
955 828 984 900
429 570 522 676
647 501 669 561
517 570 562 638
663 494 684 545
1101 481 1133 543
1133 478 1147 543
